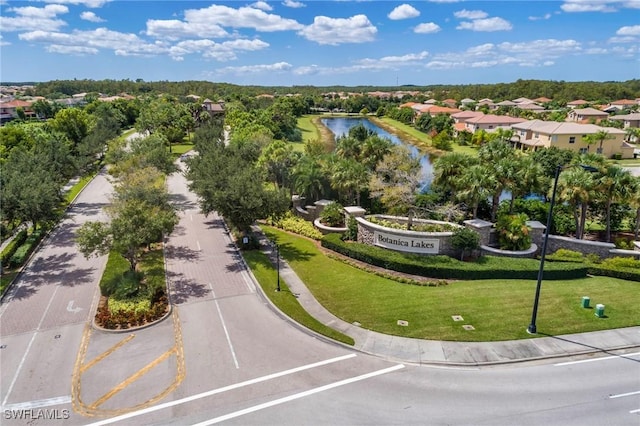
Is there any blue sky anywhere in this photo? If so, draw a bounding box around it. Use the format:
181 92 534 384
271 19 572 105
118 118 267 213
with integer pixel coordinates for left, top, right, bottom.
1 0 639 86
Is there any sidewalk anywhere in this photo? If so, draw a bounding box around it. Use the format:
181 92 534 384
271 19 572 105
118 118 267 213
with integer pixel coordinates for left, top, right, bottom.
258 240 640 366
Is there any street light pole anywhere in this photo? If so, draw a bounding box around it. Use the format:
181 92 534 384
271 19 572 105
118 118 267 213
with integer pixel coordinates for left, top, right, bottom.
527 164 562 334
275 243 281 292
527 163 598 334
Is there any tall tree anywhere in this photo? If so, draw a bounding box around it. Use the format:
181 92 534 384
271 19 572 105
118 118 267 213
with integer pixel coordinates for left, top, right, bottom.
556 167 597 239
595 164 634 242
583 129 614 154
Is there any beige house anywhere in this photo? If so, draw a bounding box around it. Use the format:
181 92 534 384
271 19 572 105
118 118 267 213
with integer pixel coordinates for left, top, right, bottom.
567 107 609 123
463 114 525 133
610 112 640 129
511 120 633 158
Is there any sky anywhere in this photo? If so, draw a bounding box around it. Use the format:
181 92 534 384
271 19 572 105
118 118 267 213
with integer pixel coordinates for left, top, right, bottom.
0 0 639 87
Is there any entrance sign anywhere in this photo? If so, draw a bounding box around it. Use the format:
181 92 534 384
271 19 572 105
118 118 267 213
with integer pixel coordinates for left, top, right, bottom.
374 231 439 254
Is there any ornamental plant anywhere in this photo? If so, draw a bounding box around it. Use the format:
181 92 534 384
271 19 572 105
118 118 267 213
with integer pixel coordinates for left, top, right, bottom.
320 202 345 227
496 213 531 251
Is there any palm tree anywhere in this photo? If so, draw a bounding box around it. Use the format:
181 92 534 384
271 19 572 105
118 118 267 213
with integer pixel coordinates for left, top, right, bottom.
583 130 614 154
292 155 327 202
432 152 478 201
629 176 640 239
478 140 517 221
360 135 392 170
596 164 634 242
556 167 597 239
509 156 545 213
456 164 493 219
329 158 369 205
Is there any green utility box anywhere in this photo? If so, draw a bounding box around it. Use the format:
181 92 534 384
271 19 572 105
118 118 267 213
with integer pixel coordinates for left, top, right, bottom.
595 304 605 318
581 296 590 308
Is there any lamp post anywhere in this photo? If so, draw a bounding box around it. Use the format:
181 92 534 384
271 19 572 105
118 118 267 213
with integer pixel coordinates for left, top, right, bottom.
274 243 281 292
527 164 598 334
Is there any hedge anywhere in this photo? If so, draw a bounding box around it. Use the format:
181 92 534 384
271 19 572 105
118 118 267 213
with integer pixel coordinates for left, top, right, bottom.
9 229 45 268
321 233 588 280
1 229 28 267
587 266 640 282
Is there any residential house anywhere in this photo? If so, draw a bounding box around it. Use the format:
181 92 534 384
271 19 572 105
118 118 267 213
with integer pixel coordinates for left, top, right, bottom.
609 112 640 129
476 98 496 111
517 103 546 113
606 99 638 111
202 99 225 116
513 97 534 105
463 114 525 133
459 98 476 108
533 97 552 104
495 100 518 108
567 107 609 123
567 99 589 109
442 98 457 108
511 120 632 158
0 99 35 122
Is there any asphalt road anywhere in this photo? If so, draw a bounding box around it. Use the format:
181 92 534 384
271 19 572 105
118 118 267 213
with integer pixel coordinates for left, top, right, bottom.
1 163 638 425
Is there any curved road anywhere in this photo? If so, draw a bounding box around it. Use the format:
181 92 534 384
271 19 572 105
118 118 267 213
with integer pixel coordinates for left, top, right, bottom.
1 164 638 425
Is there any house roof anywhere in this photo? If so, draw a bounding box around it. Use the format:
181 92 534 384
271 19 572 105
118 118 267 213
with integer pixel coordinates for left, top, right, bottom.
426 106 461 115
454 122 468 132
610 99 638 106
610 113 640 121
567 99 588 105
465 114 525 125
513 97 534 104
399 102 418 108
533 97 552 103
512 120 625 135
0 100 32 108
517 103 545 111
451 110 484 120
460 98 476 104
571 107 609 116
496 100 517 106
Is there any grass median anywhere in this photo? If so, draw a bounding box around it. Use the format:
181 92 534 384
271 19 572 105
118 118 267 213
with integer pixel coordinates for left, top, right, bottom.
242 249 355 346
260 226 640 342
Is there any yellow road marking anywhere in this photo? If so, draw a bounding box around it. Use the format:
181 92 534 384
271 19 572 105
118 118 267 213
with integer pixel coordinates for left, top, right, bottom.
81 334 135 373
89 347 176 410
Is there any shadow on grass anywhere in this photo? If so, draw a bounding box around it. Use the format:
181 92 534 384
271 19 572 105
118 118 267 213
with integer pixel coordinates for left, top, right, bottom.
540 332 640 363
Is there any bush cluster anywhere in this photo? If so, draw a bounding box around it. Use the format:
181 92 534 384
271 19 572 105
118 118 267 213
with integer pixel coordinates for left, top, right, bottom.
546 249 640 282
321 233 587 280
266 212 323 240
1 229 27 267
7 230 45 268
95 294 168 329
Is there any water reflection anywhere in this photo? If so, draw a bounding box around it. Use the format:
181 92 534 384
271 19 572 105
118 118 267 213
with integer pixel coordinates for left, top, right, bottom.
321 117 433 190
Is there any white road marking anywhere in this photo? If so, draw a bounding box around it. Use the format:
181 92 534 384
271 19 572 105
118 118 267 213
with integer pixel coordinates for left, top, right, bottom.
196 240 201 251
193 364 406 425
85 353 357 426
610 390 640 399
241 270 256 293
2 395 71 410
630 408 640 414
2 285 61 406
554 352 640 366
66 300 82 314
210 288 239 369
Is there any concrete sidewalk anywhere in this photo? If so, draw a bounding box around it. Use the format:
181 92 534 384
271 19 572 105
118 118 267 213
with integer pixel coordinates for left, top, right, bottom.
258 241 640 366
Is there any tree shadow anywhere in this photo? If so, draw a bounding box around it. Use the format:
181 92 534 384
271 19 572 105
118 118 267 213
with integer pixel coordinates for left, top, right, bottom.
165 245 201 262
204 217 227 230
47 222 79 248
539 332 640 363
26 252 95 288
68 201 109 218
169 193 198 212
167 270 211 304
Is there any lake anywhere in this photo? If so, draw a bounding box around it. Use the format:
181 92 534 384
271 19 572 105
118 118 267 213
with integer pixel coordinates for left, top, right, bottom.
321 117 434 190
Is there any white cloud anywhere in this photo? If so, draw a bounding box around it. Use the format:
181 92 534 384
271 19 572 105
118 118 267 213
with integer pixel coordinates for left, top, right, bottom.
282 0 305 8
218 62 293 74
585 47 608 54
1 4 68 32
560 0 619 12
388 4 420 20
80 11 104 23
617 25 640 36
608 35 637 43
0 35 9 46
453 9 488 20
146 4 303 40
19 28 167 57
48 44 98 54
529 13 552 20
169 38 269 61
146 19 229 40
457 17 512 31
298 14 377 45
251 1 272 11
42 0 111 7
414 22 441 34
498 39 580 54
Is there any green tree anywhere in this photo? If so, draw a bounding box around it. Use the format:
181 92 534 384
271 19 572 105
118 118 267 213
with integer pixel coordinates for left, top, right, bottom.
496 213 531 251
556 167 597 239
451 227 480 260
596 164 634 242
369 145 422 228
583 129 614 154
48 107 95 152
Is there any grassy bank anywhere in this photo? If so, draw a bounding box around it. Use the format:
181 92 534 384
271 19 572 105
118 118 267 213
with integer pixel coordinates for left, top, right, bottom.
261 226 639 342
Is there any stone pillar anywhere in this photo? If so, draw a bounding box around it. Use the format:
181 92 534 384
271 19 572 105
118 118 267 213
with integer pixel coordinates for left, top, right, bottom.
527 221 546 251
463 218 493 246
343 206 365 224
313 199 333 220
291 194 305 210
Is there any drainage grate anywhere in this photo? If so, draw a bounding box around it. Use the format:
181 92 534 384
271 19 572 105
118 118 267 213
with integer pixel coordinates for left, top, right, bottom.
462 325 475 331
452 315 464 322
397 320 409 327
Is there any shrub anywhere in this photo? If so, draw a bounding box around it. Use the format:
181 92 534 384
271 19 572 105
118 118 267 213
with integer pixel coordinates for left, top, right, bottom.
451 227 480 260
343 216 358 241
496 213 531 251
321 233 587 280
268 212 323 240
8 229 45 268
109 296 151 315
111 270 143 299
1 229 27 267
547 248 584 262
319 202 345 227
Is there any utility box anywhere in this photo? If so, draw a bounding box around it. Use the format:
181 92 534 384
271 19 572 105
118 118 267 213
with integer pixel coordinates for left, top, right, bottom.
581 296 590 308
595 304 605 318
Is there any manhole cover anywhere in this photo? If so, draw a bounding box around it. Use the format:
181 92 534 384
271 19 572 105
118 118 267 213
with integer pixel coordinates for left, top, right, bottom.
397 320 409 327
452 315 464 322
54 334 61 339
0 345 6 349
462 325 475 331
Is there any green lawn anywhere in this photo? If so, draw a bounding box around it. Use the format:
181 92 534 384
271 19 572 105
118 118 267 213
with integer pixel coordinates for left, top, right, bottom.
298 115 321 144
243 249 354 345
259 226 640 342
